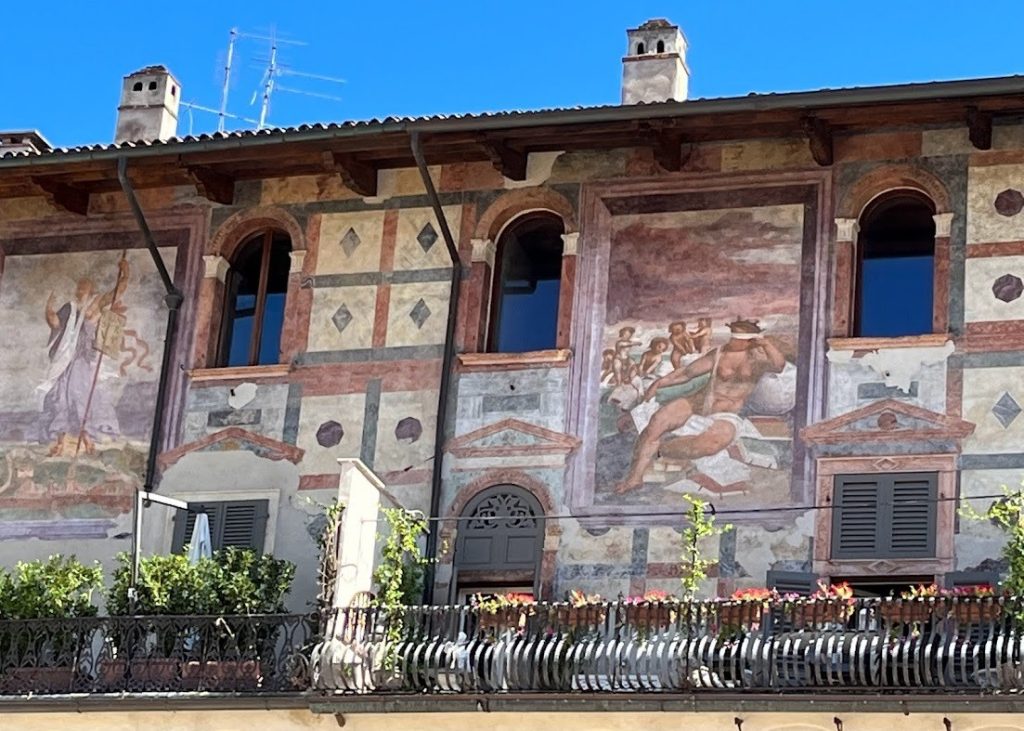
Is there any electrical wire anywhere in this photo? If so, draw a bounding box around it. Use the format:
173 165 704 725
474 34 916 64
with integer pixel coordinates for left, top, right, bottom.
359 490 1016 525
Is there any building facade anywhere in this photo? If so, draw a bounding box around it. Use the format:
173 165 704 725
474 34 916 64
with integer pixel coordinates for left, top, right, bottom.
2 25 1024 723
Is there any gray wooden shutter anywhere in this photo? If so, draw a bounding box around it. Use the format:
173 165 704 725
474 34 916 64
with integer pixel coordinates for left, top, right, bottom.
766 570 818 595
832 472 936 559
832 475 882 558
172 500 268 553
888 473 936 558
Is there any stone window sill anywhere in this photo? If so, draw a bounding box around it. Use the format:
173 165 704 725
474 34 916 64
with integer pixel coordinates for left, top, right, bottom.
189 363 293 382
457 349 572 371
827 333 951 352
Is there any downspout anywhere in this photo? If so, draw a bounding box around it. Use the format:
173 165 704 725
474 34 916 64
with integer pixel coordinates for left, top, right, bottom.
409 132 460 602
116 157 184 602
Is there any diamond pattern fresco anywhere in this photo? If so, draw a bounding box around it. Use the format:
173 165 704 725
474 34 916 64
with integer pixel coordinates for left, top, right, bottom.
417 223 438 253
340 227 361 257
409 298 431 329
992 391 1022 429
331 303 353 334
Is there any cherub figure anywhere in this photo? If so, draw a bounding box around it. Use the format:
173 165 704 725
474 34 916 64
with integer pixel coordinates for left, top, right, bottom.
689 317 713 353
668 321 695 368
612 326 641 385
638 337 670 377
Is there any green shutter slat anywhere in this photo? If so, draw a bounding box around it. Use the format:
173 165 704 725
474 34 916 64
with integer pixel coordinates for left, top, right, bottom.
766 570 818 595
886 474 936 558
833 476 882 558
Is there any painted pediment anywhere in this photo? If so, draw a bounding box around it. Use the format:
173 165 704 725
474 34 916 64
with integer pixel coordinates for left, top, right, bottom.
447 418 580 459
158 427 304 470
801 399 975 446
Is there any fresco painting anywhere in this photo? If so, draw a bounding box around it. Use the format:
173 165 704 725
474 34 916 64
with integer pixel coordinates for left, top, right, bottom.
0 248 171 537
595 205 804 510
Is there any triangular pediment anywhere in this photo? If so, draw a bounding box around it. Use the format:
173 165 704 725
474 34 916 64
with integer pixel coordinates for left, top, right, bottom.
447 418 580 458
158 427 304 470
801 399 974 446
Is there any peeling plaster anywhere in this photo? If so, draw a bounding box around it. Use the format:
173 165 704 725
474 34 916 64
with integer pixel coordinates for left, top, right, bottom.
228 382 258 410
503 151 564 189
827 341 954 392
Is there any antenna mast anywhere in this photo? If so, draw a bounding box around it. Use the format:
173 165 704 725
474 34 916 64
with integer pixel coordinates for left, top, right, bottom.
218 28 238 133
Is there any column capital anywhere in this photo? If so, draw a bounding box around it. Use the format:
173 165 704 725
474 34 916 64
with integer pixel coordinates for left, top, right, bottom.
933 212 954 237
834 218 859 243
288 249 307 274
470 237 496 267
202 254 230 282
560 231 580 256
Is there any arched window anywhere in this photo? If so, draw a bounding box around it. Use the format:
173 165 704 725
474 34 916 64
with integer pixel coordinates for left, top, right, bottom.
488 213 564 353
636 42 646 55
453 485 545 598
855 192 936 338
219 229 291 367
656 39 665 53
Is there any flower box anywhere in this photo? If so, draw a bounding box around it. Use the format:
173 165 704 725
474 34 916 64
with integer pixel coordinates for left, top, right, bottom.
181 659 260 690
0 666 75 694
879 601 943 624
717 601 764 631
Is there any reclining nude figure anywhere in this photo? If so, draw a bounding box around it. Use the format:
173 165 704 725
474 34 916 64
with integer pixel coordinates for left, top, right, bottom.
613 319 787 494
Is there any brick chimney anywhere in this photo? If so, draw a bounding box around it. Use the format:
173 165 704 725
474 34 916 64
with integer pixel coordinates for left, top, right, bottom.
115 66 180 144
621 19 689 105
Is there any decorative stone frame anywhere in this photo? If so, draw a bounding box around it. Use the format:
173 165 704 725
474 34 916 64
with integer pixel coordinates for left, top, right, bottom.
812 453 957 579
437 469 561 601
193 207 308 370
831 165 954 339
464 188 580 360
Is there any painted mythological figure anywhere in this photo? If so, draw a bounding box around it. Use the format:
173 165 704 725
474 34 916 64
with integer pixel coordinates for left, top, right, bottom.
614 319 787 494
38 259 130 456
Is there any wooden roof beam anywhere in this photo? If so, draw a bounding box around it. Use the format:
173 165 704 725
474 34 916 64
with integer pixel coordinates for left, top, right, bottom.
186 165 235 205
477 135 528 180
29 176 89 215
323 151 378 196
967 106 993 150
803 116 833 166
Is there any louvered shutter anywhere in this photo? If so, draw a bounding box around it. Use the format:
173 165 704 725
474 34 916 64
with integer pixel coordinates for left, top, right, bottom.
172 500 268 553
766 570 818 595
832 473 936 560
888 473 936 558
832 475 882 558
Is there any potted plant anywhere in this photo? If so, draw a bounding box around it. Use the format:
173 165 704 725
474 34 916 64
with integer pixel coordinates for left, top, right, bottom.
181 547 296 691
880 583 945 624
788 581 854 628
622 589 678 632
473 592 535 633
718 588 775 635
0 556 102 693
945 584 1001 624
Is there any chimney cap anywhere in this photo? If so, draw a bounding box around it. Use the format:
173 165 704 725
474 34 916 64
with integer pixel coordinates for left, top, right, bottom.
638 18 676 30
0 130 53 154
125 64 175 78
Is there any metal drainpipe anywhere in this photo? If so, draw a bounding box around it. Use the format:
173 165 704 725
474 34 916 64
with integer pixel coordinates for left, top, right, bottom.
409 132 461 602
116 157 185 605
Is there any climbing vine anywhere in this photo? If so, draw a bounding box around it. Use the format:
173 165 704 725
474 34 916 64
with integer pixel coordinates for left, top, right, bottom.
679 494 732 601
373 508 430 667
962 484 1024 595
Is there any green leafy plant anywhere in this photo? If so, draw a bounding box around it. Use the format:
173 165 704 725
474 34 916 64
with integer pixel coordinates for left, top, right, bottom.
213 547 295 615
679 494 731 600
107 552 219 616
962 485 1024 595
372 508 429 669
0 555 102 619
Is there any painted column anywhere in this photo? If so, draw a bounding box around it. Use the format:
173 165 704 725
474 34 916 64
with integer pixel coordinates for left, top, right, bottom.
933 211 954 335
557 231 580 349
832 218 859 337
466 237 495 351
193 254 229 367
280 248 309 363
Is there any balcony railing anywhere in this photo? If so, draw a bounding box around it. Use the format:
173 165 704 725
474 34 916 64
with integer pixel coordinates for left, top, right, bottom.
0 613 316 695
313 598 1024 695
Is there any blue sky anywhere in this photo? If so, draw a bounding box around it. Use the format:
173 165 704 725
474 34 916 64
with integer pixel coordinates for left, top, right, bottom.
2 1 1023 148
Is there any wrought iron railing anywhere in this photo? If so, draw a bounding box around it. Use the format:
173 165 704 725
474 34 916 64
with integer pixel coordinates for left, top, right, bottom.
0 613 316 695
312 598 1024 694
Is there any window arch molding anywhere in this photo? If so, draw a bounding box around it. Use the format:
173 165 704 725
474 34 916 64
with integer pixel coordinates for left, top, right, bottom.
438 469 560 601
208 206 306 260
473 187 578 243
833 166 954 339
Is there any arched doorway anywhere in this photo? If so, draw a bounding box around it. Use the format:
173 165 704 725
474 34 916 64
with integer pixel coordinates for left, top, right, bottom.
452 484 545 601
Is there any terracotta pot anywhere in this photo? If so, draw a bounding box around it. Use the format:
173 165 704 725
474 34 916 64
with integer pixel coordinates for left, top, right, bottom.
182 659 260 690
1 666 74 694
950 601 1002 624
109 657 181 690
789 602 852 627
479 607 529 632
717 602 764 630
624 604 676 629
880 601 944 624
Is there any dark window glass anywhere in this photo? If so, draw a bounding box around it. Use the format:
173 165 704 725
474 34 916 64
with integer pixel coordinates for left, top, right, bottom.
855 195 936 337
489 214 564 353
221 230 291 367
